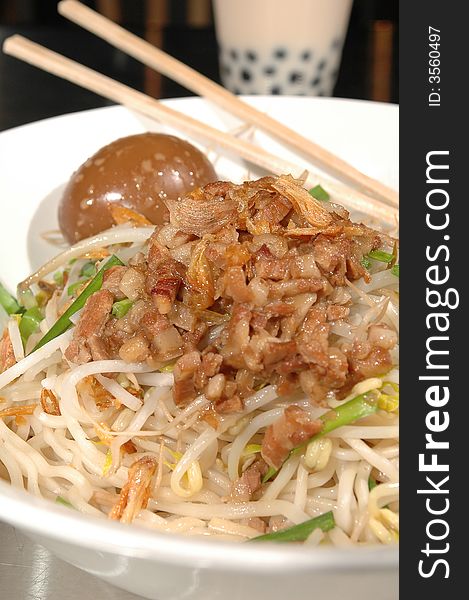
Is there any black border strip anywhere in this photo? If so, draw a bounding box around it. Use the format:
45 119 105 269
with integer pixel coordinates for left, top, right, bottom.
400 1 464 595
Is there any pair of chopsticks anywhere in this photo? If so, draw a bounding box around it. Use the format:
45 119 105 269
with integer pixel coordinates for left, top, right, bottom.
2 0 398 225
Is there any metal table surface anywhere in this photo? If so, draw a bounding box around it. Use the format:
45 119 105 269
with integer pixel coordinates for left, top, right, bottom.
0 521 143 600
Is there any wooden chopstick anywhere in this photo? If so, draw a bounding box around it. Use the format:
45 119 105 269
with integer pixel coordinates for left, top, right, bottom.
2 35 397 226
58 0 399 209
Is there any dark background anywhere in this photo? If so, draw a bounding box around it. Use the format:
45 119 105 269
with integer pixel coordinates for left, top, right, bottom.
0 0 398 131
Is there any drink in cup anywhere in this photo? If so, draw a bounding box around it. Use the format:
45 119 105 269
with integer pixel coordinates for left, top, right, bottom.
213 0 353 96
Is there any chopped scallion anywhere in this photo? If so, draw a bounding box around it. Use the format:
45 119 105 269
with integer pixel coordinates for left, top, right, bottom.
112 298 133 319
33 255 124 352
308 184 330 202
18 289 37 310
56 496 74 509
80 261 96 278
67 279 89 297
360 256 371 270
0 283 21 315
53 271 64 286
250 511 335 543
367 250 394 263
19 306 44 344
391 264 399 277
242 444 262 457
263 391 380 482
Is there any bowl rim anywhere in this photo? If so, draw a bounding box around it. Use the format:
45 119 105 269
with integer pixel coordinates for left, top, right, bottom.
0 480 398 573
0 95 399 137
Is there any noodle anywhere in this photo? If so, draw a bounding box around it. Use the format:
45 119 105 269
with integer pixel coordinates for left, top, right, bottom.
95 374 143 411
8 318 24 362
18 226 154 291
0 330 73 389
334 461 359 534
0 174 399 546
346 439 399 482
149 498 310 524
227 407 283 480
293 462 309 512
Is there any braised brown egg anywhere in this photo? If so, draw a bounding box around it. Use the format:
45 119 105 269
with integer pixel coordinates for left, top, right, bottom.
58 133 218 244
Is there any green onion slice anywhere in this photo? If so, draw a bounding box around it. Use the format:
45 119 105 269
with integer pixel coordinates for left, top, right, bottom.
367 250 394 263
0 283 22 315
242 444 262 457
19 306 44 344
80 261 96 278
18 289 37 310
33 255 123 352
391 264 399 277
53 270 65 286
360 256 372 270
112 298 133 319
67 279 89 297
56 496 75 509
263 391 380 482
250 511 335 543
308 184 330 202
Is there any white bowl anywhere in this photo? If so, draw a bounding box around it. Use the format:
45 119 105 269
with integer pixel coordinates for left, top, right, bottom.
0 97 398 599
0 480 398 600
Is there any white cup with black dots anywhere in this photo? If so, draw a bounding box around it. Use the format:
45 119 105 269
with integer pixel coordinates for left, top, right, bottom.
213 0 353 96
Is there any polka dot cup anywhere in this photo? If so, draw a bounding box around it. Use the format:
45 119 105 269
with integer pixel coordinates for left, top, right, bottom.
213 0 353 97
